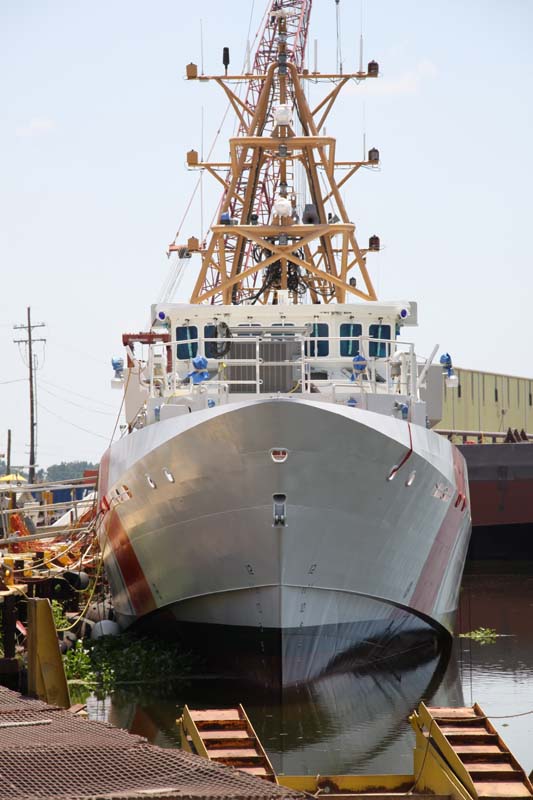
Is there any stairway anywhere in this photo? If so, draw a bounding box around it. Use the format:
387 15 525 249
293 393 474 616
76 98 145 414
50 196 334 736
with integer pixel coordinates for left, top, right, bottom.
415 703 533 799
179 705 277 782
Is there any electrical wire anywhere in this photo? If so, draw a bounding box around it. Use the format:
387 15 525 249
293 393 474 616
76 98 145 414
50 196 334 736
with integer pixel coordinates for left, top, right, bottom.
55 552 104 633
37 403 109 441
39 385 115 417
40 378 117 409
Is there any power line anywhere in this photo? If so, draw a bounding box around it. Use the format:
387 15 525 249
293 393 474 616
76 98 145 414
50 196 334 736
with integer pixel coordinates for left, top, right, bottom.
39 378 118 409
38 385 116 416
38 402 110 441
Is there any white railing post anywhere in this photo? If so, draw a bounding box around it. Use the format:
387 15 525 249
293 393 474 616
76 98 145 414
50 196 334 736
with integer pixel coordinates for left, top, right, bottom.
410 344 418 399
255 337 261 395
301 337 306 393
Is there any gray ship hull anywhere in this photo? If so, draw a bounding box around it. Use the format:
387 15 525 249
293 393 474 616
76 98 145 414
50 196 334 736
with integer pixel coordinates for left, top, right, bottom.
98 398 471 683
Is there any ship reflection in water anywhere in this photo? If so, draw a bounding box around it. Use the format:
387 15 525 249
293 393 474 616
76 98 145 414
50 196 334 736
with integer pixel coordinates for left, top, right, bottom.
87 572 533 776
105 630 461 776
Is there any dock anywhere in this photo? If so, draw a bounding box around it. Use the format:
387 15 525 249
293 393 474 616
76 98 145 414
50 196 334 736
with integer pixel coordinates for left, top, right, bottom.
0 685 304 800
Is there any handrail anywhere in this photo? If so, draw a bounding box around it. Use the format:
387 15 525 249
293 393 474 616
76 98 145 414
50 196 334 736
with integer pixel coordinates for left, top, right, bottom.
144 333 421 402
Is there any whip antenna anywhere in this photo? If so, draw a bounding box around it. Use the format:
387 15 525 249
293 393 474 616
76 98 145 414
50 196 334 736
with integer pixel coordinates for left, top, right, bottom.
335 0 343 75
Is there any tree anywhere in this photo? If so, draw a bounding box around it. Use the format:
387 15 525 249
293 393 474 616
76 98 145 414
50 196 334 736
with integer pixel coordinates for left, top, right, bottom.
45 461 99 482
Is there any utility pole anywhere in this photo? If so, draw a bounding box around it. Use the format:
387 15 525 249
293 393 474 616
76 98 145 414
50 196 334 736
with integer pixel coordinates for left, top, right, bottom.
6 429 11 474
13 308 46 484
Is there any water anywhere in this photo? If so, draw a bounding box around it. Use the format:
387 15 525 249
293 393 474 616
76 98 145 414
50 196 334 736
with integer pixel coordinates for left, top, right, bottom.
87 568 533 776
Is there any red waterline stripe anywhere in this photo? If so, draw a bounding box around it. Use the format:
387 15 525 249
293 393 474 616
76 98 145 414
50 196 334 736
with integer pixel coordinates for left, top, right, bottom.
409 447 469 616
98 447 111 509
103 508 157 617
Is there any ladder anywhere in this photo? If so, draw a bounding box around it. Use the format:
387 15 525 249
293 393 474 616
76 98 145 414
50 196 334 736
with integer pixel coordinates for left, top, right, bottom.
179 705 277 783
412 703 533 799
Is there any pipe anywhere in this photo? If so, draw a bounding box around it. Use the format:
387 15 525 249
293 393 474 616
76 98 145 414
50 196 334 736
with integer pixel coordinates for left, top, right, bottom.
417 343 439 390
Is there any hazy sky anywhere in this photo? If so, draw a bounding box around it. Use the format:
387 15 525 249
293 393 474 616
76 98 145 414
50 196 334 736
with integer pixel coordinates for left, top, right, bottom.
1 0 532 470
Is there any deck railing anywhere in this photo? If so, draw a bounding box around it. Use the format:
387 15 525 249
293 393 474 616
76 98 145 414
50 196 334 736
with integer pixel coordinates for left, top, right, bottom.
144 333 422 402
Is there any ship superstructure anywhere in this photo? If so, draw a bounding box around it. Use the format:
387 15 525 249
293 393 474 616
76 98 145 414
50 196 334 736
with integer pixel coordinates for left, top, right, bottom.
98 1 471 684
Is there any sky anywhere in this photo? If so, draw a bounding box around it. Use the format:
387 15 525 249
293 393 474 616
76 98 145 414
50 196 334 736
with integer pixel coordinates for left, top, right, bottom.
1 0 532 471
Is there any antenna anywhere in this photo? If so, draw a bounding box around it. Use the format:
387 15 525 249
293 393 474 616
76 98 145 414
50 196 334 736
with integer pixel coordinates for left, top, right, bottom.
223 46 230 76
362 102 366 160
200 19 205 75
313 38 318 73
200 105 205 242
335 0 343 75
359 0 364 73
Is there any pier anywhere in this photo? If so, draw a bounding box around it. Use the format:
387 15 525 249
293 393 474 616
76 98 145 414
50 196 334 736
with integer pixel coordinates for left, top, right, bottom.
0 685 304 800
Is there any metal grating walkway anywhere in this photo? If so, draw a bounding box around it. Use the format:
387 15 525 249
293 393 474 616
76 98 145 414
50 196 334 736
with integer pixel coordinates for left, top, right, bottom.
0 686 305 800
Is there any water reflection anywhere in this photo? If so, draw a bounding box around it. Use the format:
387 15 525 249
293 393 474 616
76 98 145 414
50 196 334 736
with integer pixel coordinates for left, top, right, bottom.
106 635 461 775
457 571 533 774
90 572 533 776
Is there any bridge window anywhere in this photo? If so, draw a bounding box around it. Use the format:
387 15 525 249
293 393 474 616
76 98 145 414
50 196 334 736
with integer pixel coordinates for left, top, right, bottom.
305 323 329 357
369 324 391 357
340 323 362 356
204 324 217 358
176 325 198 360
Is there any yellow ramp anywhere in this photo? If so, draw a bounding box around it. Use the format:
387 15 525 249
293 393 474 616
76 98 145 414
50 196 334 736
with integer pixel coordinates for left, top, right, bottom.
412 703 533 799
27 597 70 709
179 705 277 783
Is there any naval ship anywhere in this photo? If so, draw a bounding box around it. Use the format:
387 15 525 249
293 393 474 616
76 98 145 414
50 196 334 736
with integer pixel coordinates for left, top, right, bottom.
97 1 471 683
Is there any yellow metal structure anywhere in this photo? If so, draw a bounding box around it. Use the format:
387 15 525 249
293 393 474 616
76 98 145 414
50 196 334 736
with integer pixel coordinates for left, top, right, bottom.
176 11 380 305
27 597 70 709
179 705 277 782
438 367 533 437
411 703 533 799
179 703 533 799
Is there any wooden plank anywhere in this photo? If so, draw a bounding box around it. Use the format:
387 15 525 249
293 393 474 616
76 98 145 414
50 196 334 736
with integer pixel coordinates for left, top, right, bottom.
189 709 241 721
455 745 503 755
470 769 524 780
427 707 477 718
210 748 262 759
473 781 531 797
440 725 490 735
468 762 517 771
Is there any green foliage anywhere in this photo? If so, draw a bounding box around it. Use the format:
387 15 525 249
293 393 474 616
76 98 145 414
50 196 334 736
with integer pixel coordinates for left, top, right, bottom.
45 461 98 482
64 640 93 682
63 633 191 698
51 600 69 631
459 627 498 644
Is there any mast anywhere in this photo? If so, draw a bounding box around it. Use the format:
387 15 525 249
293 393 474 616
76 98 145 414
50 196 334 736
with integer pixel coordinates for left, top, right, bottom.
173 1 381 306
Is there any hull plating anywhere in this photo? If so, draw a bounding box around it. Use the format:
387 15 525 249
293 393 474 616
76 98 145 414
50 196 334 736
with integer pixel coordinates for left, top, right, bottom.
98 399 471 682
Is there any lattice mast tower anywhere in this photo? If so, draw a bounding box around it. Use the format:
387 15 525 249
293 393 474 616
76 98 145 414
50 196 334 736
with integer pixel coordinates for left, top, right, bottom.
171 0 381 305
